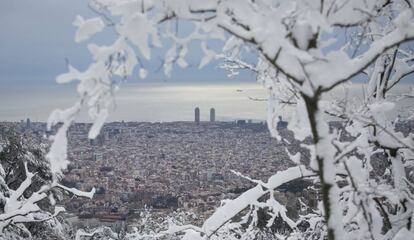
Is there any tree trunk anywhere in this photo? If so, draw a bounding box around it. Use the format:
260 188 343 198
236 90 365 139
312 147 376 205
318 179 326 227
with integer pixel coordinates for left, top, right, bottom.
303 92 340 240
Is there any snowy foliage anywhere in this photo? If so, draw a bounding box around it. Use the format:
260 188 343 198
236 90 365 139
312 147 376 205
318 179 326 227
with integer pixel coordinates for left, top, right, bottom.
0 125 94 239
76 208 200 240
12 0 414 239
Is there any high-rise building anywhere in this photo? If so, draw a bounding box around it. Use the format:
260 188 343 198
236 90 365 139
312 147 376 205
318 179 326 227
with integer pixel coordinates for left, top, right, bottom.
210 108 215 122
195 107 200 124
26 118 31 129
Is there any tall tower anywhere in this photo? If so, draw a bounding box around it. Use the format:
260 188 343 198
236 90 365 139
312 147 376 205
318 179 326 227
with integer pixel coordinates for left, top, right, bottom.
195 107 200 124
210 108 215 122
26 118 31 129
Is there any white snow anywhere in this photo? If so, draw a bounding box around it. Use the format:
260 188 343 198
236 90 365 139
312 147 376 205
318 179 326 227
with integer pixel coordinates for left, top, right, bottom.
73 15 105 43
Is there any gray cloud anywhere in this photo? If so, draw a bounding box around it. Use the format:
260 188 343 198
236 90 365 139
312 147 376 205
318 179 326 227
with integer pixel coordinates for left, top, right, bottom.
0 0 251 86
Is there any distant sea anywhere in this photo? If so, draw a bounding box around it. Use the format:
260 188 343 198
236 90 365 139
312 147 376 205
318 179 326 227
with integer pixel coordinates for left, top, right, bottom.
0 81 412 122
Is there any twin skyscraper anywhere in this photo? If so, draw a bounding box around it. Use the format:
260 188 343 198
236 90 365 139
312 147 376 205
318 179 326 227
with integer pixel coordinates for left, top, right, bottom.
195 107 215 124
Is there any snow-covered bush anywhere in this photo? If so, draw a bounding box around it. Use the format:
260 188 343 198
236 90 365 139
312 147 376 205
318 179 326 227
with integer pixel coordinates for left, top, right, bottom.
0 124 94 239
76 208 200 240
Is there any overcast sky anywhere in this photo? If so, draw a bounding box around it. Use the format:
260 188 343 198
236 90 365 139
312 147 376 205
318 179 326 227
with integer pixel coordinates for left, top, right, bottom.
0 1 413 122
0 0 261 122
0 0 253 85
1 0 92 85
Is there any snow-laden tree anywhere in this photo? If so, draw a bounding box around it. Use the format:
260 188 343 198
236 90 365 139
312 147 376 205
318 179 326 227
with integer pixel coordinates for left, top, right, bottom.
0 124 94 239
28 0 414 239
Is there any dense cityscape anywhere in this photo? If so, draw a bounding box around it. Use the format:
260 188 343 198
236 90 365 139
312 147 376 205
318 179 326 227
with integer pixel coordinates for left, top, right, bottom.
3 107 414 237
65 123 290 212
8 109 318 230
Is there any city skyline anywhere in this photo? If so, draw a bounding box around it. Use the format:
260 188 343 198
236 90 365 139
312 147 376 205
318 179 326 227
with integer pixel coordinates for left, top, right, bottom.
0 81 268 122
2 82 414 122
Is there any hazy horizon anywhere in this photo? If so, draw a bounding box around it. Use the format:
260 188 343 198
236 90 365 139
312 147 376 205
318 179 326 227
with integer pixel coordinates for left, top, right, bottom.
1 81 413 123
0 80 266 122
